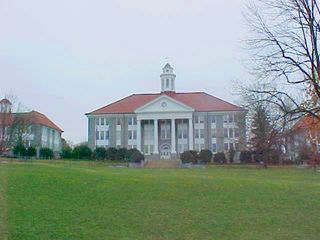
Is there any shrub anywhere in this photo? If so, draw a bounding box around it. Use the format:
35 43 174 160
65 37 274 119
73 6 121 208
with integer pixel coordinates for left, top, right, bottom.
13 142 27 157
180 150 198 164
128 149 144 163
27 147 36 158
213 152 226 164
198 149 213 164
116 148 128 161
106 147 118 160
240 151 254 163
61 147 73 159
72 145 93 160
228 148 236 163
94 147 107 160
39 148 54 159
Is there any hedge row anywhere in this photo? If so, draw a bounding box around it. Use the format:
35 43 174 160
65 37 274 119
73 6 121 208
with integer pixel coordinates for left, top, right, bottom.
13 143 53 159
180 150 214 164
61 145 144 162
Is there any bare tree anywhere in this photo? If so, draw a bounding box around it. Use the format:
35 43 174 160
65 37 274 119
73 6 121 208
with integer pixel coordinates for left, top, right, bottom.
0 96 31 155
245 0 320 120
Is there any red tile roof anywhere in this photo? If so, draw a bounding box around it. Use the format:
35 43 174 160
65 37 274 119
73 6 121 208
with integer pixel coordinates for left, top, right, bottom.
0 111 63 132
292 115 320 130
87 92 245 115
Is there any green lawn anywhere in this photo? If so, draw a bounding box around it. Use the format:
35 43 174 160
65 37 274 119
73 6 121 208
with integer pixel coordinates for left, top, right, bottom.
0 160 320 240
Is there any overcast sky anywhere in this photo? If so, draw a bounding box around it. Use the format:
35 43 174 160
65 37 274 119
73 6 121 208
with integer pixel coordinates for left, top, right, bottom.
0 0 250 144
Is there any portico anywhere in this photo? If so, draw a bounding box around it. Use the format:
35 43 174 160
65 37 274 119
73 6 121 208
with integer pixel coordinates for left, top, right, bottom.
135 116 194 159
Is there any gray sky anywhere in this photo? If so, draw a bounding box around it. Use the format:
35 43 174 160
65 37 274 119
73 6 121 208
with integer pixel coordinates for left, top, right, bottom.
0 0 250 144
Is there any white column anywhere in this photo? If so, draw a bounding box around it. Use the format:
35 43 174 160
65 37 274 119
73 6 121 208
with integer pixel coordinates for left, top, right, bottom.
171 119 176 154
153 119 159 154
188 118 194 150
137 120 141 151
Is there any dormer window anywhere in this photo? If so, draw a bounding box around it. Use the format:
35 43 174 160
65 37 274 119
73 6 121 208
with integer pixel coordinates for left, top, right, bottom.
166 69 169 72
166 79 169 88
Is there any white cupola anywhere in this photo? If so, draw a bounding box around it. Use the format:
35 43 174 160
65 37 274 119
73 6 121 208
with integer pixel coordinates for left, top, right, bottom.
160 63 176 92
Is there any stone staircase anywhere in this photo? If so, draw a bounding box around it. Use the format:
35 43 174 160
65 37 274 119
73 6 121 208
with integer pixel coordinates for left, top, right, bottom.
144 159 181 169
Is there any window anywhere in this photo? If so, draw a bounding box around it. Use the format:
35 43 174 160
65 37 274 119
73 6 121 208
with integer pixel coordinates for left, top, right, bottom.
128 118 132 125
228 114 234 123
229 143 235 150
178 129 182 139
195 129 199 138
211 128 217 138
96 118 100 126
116 118 121 125
199 116 204 123
195 116 199 123
101 118 105 125
223 115 228 123
212 116 216 124
128 130 132 139
100 131 105 140
229 128 234 138
105 119 109 126
161 120 170 140
144 145 149 154
200 129 205 138
183 130 187 139
235 128 240 138
105 130 109 140
166 79 169 88
133 117 137 125
96 131 99 140
224 128 228 138
133 130 137 139
212 143 217 152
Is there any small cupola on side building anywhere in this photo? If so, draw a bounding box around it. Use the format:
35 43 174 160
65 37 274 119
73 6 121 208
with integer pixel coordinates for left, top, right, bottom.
160 63 176 92
0 98 12 113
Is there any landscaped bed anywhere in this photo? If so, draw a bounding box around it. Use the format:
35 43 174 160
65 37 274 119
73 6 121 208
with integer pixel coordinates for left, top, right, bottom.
0 159 319 240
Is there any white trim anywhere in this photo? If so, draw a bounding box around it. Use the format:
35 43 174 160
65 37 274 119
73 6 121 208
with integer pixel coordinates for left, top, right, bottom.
135 95 194 113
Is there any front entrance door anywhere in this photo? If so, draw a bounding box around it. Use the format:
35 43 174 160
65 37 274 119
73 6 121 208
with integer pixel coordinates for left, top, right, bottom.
160 144 171 159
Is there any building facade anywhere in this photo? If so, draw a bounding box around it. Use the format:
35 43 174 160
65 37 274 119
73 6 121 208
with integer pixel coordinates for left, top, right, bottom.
286 115 320 161
0 98 63 155
86 64 247 160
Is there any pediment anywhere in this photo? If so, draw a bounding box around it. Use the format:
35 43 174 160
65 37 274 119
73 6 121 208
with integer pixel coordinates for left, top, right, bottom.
134 95 194 113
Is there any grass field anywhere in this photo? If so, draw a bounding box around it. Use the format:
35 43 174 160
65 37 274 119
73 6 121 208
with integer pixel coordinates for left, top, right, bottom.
0 160 320 240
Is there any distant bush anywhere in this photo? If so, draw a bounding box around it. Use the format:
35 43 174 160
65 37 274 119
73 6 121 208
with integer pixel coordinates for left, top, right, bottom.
198 149 213 164
94 147 107 160
61 147 73 159
296 144 311 164
128 149 144 163
39 148 54 159
13 142 27 157
116 148 128 161
106 147 117 160
213 152 226 164
27 147 37 158
72 145 92 160
180 150 198 164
